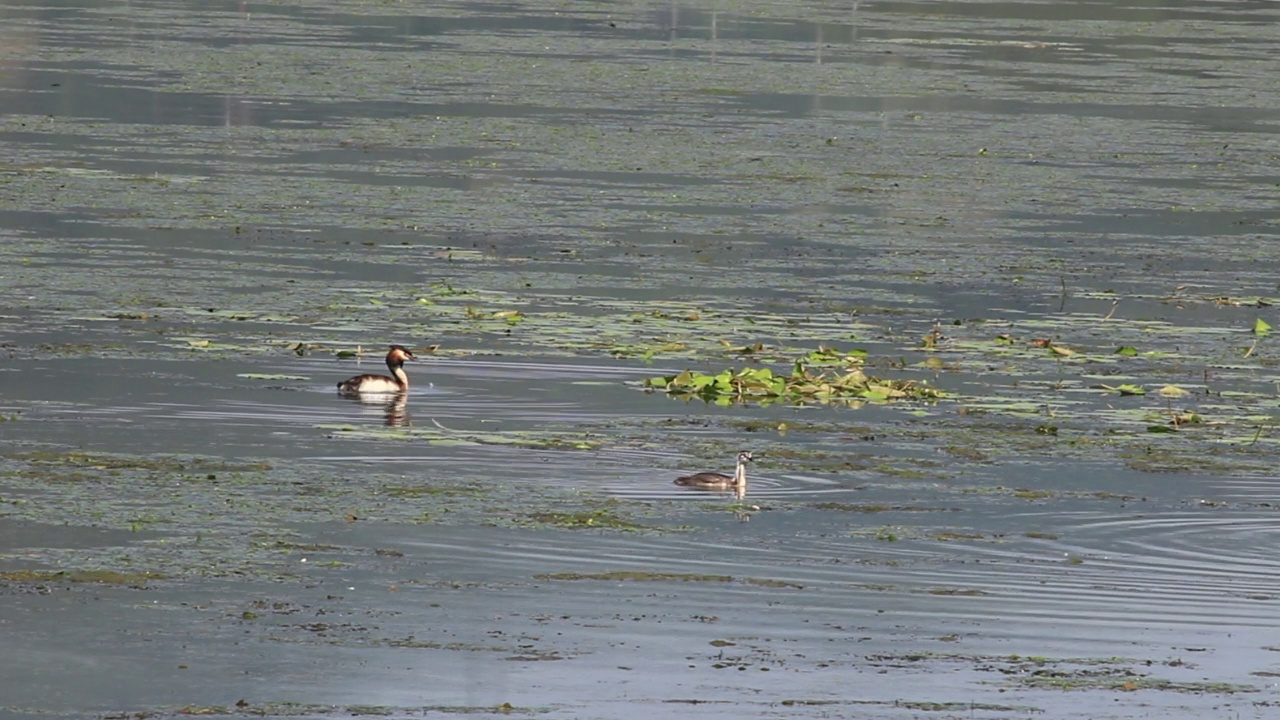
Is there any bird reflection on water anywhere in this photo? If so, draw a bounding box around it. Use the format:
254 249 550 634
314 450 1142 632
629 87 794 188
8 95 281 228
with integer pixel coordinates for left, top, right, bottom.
339 389 410 427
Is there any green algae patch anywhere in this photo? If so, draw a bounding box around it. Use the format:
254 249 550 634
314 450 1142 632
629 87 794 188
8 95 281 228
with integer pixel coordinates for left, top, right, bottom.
136 702 534 717
384 637 508 652
810 502 958 513
0 569 166 585
921 587 990 596
776 698 1030 712
1120 449 1258 475
860 652 1252 695
523 509 652 532
258 541 344 553
1 437 703 580
896 701 1026 712
942 445 990 462
931 531 994 542
645 348 944 406
1011 488 1058 501
742 577 804 589
1016 674 1257 693
381 483 487 499
7 450 271 473
318 424 605 451
535 571 803 589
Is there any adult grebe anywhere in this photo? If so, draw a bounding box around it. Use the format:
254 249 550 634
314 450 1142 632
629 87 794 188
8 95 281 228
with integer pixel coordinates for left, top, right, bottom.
675 451 753 489
337 345 416 393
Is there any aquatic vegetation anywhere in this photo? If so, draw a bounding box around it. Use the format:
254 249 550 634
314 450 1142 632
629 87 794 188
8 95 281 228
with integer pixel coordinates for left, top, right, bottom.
0 570 166 585
1097 383 1146 396
1016 674 1256 693
645 348 944 405
524 508 652 532
4 5 1279 718
535 571 802 589
317 424 604 450
810 502 957 513
6 450 271 473
866 652 1257 694
125 702 531 717
380 483 486 499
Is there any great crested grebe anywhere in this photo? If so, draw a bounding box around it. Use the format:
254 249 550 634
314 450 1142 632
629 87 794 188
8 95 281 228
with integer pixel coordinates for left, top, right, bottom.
674 451 753 490
337 345 416 393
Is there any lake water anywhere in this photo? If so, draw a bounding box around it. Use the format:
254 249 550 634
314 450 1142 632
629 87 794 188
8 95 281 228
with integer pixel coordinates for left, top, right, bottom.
2 1 1280 718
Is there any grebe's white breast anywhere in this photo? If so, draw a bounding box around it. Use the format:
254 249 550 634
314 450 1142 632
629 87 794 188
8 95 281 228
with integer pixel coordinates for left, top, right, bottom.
339 374 404 393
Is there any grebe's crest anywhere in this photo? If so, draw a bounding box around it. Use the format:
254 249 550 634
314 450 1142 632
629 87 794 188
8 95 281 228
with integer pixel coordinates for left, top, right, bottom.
336 344 417 393
387 345 415 363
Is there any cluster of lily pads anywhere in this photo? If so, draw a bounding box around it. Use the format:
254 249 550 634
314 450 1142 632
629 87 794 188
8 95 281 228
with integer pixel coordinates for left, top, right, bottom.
645 347 944 406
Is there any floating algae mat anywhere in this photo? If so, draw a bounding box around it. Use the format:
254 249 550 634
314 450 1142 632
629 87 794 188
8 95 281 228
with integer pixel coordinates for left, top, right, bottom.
645 347 945 405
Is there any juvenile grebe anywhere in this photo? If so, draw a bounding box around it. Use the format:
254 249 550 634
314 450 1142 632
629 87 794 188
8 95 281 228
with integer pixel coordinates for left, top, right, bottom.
337 345 416 393
674 451 753 490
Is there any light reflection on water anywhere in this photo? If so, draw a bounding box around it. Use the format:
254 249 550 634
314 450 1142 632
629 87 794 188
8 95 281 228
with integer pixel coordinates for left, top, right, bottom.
5 350 1280 720
4 0 1280 717
13 355 1280 618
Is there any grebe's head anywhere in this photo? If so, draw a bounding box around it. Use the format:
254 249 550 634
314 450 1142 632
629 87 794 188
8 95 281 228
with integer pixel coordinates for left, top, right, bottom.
737 451 754 464
387 345 416 363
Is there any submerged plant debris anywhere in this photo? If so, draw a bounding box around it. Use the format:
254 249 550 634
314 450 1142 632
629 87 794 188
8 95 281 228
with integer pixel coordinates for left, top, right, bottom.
535 571 803 589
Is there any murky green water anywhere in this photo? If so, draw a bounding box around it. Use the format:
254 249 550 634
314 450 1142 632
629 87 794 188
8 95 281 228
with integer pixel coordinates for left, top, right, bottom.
3 1 1280 718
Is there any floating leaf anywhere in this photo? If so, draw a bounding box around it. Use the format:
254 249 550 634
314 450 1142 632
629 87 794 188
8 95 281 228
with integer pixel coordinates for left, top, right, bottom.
644 350 943 406
1158 385 1190 398
801 346 867 366
1114 346 1138 356
1253 318 1271 335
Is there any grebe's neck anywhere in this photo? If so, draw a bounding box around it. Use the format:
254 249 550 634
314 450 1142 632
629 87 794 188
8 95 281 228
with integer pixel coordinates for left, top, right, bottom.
392 365 408 389
734 457 748 486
